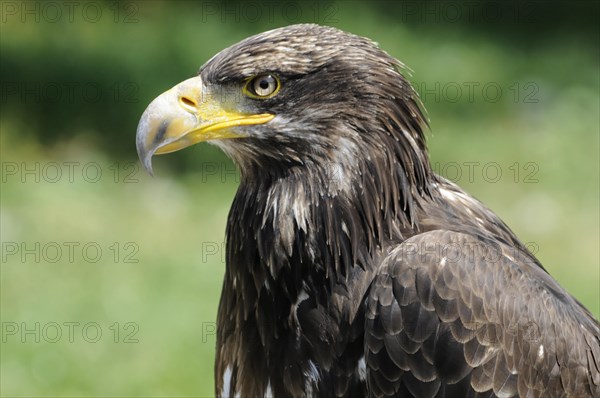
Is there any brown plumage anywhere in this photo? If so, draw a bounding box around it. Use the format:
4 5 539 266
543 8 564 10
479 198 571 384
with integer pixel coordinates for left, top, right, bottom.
136 24 600 397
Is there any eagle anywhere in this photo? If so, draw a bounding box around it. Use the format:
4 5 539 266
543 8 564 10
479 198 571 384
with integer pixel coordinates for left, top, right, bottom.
136 24 600 397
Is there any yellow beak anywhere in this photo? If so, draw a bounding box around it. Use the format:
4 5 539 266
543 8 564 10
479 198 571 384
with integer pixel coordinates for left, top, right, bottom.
135 75 274 174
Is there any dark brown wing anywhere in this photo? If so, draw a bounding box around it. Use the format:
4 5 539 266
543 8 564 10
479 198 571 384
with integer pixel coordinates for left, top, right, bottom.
365 230 600 397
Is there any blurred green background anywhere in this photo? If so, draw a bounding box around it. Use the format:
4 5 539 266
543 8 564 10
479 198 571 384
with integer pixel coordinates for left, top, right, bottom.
1 0 598 396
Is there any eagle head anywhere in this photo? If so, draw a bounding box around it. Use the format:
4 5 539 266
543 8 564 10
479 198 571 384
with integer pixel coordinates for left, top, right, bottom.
136 24 429 190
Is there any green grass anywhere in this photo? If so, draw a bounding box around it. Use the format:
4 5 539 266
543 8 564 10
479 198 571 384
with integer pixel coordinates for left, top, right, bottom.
1 138 231 396
1 1 598 397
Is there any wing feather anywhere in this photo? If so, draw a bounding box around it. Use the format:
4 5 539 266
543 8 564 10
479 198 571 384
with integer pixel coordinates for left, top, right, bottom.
365 230 600 397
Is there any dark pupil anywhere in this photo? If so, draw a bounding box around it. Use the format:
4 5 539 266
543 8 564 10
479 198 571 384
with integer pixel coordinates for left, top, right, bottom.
259 79 270 90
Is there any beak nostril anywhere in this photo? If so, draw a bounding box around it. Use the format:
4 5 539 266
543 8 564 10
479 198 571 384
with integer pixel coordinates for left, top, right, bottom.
179 96 197 110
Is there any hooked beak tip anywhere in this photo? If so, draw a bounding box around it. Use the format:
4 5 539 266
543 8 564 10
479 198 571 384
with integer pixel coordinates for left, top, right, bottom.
142 156 154 176
136 131 155 176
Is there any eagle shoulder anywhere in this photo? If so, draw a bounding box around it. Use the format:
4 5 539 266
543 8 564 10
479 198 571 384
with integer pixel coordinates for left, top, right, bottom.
365 229 600 397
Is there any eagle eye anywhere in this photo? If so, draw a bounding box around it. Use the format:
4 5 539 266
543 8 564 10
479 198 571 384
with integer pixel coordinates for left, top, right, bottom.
244 74 280 99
